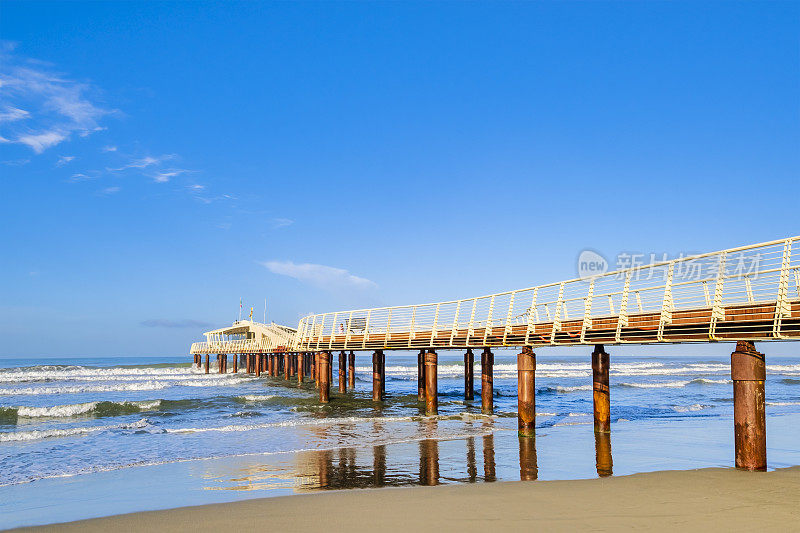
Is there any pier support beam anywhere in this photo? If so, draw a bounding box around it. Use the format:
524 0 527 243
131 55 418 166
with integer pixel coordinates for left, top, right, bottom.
297 352 304 384
372 351 384 402
232 353 238 373
481 348 494 414
592 344 611 433
319 351 331 403
204 354 209 374
284 353 290 380
313 352 318 388
339 351 347 393
731 341 767 471
417 350 426 401
255 354 261 377
517 346 536 437
217 354 222 374
425 350 438 415
348 351 356 389
464 348 474 400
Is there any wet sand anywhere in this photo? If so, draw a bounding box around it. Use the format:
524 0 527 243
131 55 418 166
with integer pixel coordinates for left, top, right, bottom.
19 466 799 532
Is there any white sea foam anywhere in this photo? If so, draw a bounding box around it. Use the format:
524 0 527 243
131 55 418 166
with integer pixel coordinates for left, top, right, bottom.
0 376 246 396
236 395 277 402
672 404 711 412
0 418 150 442
766 401 800 406
552 385 592 393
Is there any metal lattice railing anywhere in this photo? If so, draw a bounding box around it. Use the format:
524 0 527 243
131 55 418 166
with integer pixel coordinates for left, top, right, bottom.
290 236 800 351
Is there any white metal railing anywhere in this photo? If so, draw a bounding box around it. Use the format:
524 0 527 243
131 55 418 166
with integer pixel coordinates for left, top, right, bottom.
291 236 800 350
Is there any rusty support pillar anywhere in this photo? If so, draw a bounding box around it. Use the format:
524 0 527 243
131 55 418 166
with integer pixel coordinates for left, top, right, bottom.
339 351 347 393
380 351 386 397
216 354 221 373
517 346 536 437
204 354 209 374
417 350 426 401
348 351 356 389
297 352 304 384
284 353 290 380
266 353 272 376
592 345 611 433
372 351 383 401
232 353 238 373
425 350 438 415
481 348 494 414
731 341 767 471
319 352 331 403
313 353 318 387
464 348 474 400
255 354 261 377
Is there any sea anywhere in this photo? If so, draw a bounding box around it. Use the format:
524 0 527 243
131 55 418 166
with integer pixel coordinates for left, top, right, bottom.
1 351 799 529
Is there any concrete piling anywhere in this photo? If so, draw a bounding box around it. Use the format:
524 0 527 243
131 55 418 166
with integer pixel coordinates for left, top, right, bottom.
517 346 536 437
297 352 304 384
731 340 767 471
592 344 611 433
481 348 494 414
319 351 331 403
464 348 474 400
417 350 426 401
372 351 383 402
425 350 438 415
339 351 347 393
348 351 356 389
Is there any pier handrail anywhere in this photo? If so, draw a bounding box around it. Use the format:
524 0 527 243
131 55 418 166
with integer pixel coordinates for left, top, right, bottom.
290 236 800 350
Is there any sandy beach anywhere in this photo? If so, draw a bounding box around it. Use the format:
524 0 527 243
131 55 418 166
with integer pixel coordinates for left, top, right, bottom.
19 466 799 532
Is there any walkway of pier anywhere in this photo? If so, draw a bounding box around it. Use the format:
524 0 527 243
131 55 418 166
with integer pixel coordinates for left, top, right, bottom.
190 236 800 472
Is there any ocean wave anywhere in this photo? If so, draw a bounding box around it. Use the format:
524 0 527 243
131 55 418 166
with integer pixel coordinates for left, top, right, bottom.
236 395 277 402
766 401 800 406
0 377 246 396
0 367 245 384
618 378 730 389
0 418 150 443
7 400 163 419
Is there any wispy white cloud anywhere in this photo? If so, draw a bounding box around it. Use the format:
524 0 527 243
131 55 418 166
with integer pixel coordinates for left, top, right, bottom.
152 168 187 183
17 130 67 153
107 154 175 172
68 171 99 182
0 106 29 122
102 145 117 152
261 261 377 290
270 218 294 229
2 158 30 166
56 155 75 166
98 186 120 195
0 46 112 153
187 184 205 191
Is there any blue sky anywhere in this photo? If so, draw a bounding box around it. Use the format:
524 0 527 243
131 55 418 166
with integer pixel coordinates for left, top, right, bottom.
1 1 798 357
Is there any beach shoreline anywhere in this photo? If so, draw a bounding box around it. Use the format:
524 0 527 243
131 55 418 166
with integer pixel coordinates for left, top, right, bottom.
17 465 800 532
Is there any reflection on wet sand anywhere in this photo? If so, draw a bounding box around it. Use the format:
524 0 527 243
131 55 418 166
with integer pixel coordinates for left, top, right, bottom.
595 431 613 477
200 426 548 493
466 437 477 482
483 434 496 482
518 434 538 481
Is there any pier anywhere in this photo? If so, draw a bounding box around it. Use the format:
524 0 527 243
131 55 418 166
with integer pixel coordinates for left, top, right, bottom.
191 237 800 471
